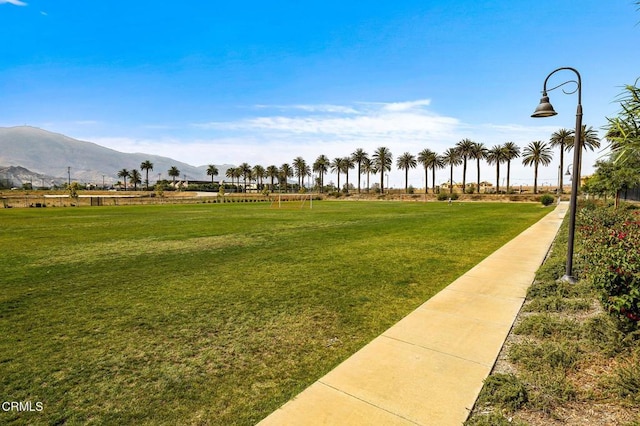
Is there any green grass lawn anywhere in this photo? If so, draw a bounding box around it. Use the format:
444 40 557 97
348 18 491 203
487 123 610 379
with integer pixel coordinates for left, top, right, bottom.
0 201 551 425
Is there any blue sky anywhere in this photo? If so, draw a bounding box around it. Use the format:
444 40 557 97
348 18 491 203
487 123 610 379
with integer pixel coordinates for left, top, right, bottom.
1 0 639 187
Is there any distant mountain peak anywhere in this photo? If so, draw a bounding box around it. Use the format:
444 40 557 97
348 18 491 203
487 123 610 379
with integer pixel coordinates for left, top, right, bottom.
0 126 231 186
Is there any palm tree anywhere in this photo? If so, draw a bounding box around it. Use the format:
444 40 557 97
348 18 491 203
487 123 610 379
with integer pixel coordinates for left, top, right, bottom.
292 157 307 189
566 125 601 176
140 160 153 190
372 147 393 193
342 157 354 193
351 148 369 193
252 165 265 190
455 138 475 192
301 164 311 189
117 168 130 191
522 141 553 194
469 142 487 193
313 155 329 193
396 152 417 193
330 157 343 191
565 125 601 152
279 163 293 193
429 153 445 194
418 150 444 194
225 167 236 192
129 169 142 191
503 142 520 193
239 162 252 193
442 148 462 194
232 168 242 192
605 81 640 165
486 145 508 193
206 164 219 186
361 157 374 192
417 149 434 194
266 165 279 191
549 128 573 194
168 166 180 185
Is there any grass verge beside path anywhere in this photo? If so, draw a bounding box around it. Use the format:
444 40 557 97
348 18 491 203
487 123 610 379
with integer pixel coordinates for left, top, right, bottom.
1 201 550 425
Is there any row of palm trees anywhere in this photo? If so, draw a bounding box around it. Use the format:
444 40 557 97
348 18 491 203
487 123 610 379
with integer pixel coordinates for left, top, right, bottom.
116 162 181 191
220 148 395 194
114 126 600 195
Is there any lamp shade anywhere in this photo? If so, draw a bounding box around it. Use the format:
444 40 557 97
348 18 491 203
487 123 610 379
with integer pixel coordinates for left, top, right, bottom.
531 95 557 118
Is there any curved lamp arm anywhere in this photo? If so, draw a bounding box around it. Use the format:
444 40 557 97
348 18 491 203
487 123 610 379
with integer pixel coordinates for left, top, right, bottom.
542 67 582 105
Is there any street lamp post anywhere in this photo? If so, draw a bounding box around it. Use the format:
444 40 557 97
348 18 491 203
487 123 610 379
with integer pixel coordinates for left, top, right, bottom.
531 67 583 283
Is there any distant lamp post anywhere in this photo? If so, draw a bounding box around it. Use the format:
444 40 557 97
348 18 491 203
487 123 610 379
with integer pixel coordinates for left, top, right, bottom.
531 67 582 284
565 164 573 180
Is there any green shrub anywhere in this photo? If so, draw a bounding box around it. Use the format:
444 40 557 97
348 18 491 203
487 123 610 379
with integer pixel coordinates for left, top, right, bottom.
578 207 640 325
437 192 459 201
581 314 626 355
514 314 580 339
611 354 640 403
527 279 585 299
474 373 528 412
509 341 580 371
540 194 555 206
525 368 576 413
524 296 593 313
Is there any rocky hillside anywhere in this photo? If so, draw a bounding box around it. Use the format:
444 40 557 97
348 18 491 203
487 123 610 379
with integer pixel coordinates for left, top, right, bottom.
0 126 230 186
0 165 64 189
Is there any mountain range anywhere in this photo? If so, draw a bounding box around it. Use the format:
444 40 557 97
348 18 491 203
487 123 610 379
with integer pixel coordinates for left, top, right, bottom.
0 126 232 188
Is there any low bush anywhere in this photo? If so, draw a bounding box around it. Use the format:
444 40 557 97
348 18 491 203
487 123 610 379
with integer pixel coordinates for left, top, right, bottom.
540 194 555 206
578 206 640 324
514 314 580 340
524 368 576 414
524 296 593 313
437 192 459 201
581 314 627 356
474 373 528 413
509 340 580 371
611 352 640 403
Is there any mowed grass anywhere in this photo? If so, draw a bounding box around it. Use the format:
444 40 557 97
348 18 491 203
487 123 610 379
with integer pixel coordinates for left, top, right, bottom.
0 201 551 425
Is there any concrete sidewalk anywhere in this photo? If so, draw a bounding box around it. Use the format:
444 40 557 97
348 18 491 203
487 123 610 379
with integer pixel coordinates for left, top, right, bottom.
258 203 568 426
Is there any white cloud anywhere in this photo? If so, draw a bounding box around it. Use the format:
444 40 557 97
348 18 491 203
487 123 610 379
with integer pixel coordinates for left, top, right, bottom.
255 104 359 114
0 0 28 6
74 99 603 188
381 99 432 112
195 100 458 142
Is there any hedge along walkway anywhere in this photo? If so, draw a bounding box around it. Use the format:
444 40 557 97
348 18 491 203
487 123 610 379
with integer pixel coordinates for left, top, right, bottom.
258 203 569 426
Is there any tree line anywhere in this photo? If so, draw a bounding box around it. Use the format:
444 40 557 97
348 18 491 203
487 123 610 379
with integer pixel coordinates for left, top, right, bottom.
112 127 601 195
